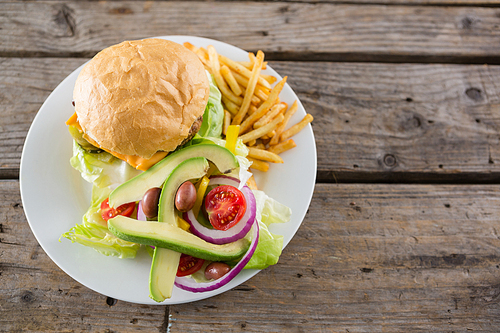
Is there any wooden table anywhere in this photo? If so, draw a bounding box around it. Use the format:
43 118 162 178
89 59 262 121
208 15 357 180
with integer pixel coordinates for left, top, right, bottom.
2 1 500 331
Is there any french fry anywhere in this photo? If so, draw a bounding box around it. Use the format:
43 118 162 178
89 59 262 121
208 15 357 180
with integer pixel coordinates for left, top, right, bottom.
239 77 287 133
250 52 267 70
189 43 272 90
196 47 210 63
239 114 284 143
198 54 211 71
219 54 272 89
188 44 311 172
253 103 287 129
262 130 275 140
183 42 197 52
220 65 242 96
237 61 252 70
248 157 270 172
280 114 314 142
248 52 255 62
251 95 261 106
261 74 277 84
248 104 258 116
207 45 243 106
223 110 232 136
232 50 264 125
248 147 283 163
246 175 259 190
268 139 296 155
230 69 271 92
254 88 270 102
221 95 239 115
231 71 270 101
184 42 210 69
238 87 261 106
269 100 298 146
239 52 267 70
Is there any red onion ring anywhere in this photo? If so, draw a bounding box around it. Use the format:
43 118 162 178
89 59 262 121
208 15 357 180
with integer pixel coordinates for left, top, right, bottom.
183 176 256 245
174 219 259 293
137 201 147 221
136 201 156 251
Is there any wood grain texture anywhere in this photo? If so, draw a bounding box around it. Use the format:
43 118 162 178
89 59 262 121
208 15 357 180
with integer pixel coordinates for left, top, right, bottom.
280 0 500 4
271 61 500 183
0 58 87 172
0 180 169 332
4 179 500 331
171 183 500 332
8 0 500 5
1 2 500 63
3 58 500 182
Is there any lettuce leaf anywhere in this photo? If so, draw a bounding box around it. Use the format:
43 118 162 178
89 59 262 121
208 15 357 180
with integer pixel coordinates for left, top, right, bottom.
62 142 142 257
244 190 292 269
198 72 224 138
70 140 141 189
60 185 140 258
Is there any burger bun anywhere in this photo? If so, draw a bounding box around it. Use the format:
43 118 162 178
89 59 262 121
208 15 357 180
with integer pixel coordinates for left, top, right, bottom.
73 38 210 159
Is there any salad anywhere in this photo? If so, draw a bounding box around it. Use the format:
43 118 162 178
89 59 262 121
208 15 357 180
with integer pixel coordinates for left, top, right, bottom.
60 39 297 302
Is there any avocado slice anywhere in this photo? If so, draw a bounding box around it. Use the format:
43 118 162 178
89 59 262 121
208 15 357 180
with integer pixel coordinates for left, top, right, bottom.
151 156 208 302
108 216 250 262
108 144 239 208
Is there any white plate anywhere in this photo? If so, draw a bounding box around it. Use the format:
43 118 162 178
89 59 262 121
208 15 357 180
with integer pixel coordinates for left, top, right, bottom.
20 36 317 305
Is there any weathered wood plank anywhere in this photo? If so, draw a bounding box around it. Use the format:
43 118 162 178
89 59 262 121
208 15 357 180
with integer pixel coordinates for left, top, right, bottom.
1 2 500 63
3 58 500 182
8 0 500 5
0 58 87 174
273 61 500 183
170 183 500 332
276 0 500 4
0 180 168 332
4 179 500 331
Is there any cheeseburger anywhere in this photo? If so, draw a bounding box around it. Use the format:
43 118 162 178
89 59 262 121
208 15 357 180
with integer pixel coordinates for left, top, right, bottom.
67 38 210 170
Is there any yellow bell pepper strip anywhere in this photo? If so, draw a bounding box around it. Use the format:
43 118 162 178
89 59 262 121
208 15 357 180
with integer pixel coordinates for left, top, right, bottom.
176 216 191 232
193 176 210 218
225 125 240 154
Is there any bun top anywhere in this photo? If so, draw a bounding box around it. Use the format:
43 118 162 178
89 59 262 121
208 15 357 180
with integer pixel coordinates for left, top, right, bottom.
73 38 209 159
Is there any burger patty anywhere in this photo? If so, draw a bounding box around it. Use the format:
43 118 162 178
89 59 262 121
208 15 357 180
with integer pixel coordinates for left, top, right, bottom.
179 115 203 147
76 115 204 156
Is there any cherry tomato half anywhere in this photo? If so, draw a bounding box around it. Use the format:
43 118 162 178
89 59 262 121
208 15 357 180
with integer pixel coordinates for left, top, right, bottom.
177 254 205 277
204 185 246 231
100 198 136 222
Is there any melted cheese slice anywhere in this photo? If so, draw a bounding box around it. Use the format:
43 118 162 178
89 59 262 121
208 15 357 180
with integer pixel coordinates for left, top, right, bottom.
66 112 167 171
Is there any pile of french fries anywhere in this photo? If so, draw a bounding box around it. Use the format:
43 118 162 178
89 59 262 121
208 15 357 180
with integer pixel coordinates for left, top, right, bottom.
184 42 313 175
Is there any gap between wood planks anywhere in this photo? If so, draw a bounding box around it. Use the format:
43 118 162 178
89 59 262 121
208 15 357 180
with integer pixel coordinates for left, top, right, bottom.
263 1 500 8
7 0 500 8
2 51 500 66
5 169 500 185
317 170 500 184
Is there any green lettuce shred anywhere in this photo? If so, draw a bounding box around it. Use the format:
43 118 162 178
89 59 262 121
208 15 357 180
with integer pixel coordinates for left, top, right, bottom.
60 185 140 258
198 72 224 138
245 190 291 269
70 140 141 188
